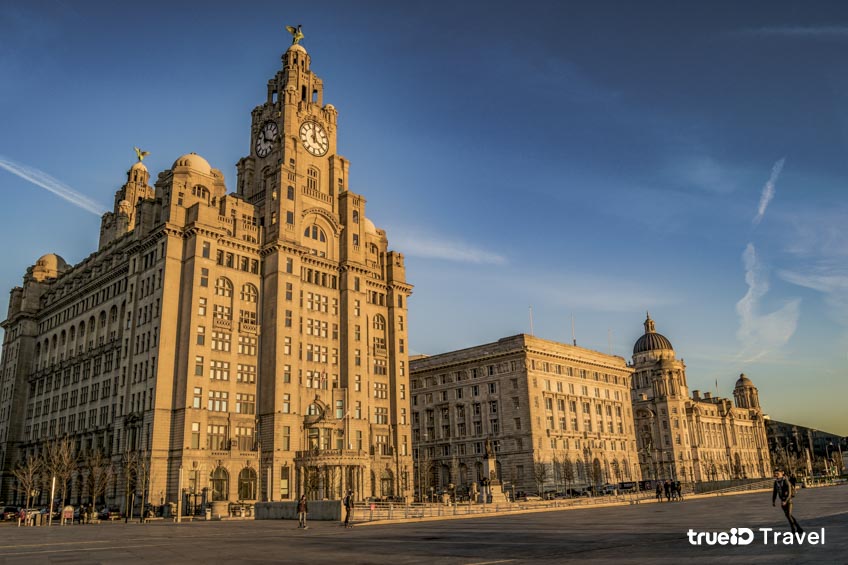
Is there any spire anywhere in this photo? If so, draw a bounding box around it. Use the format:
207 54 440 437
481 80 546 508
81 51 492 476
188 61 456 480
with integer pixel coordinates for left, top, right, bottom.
644 312 656 334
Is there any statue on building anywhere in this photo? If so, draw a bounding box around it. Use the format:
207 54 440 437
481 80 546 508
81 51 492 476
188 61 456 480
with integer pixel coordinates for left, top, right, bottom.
286 24 304 45
133 147 150 162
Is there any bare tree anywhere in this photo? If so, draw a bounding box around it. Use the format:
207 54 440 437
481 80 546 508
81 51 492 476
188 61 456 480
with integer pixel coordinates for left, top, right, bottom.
43 437 77 508
13 453 43 510
134 450 152 521
562 456 575 495
532 456 548 496
84 450 113 508
120 451 138 521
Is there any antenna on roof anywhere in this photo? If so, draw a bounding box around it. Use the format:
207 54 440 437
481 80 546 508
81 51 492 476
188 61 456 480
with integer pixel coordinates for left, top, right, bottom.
571 312 576 346
529 306 534 336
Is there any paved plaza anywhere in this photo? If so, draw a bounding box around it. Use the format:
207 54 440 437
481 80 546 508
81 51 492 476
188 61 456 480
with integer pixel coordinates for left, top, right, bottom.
0 487 844 564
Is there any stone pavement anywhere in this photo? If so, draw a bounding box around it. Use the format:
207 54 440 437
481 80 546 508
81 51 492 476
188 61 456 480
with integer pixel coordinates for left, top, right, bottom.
0 485 844 564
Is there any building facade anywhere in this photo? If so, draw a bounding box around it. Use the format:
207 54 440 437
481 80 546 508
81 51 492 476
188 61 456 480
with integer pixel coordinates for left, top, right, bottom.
0 38 413 509
410 335 641 498
765 418 845 477
631 315 771 483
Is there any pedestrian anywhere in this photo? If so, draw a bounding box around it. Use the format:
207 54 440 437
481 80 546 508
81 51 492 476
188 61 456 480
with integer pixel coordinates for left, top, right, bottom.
655 483 662 502
773 469 802 533
663 480 671 502
789 473 797 490
297 495 308 529
343 489 354 528
675 481 683 501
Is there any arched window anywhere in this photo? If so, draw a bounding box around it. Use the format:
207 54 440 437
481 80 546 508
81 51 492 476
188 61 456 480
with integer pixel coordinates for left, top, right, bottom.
303 225 326 242
215 278 233 297
99 310 107 328
109 305 118 324
373 315 386 331
238 467 257 500
240 284 258 303
381 469 395 497
210 467 229 501
192 185 210 200
60 330 66 346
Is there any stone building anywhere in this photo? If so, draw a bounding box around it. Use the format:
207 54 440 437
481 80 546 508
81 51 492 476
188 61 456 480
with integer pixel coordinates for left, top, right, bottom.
765 417 845 477
410 335 641 498
631 315 771 483
0 38 413 509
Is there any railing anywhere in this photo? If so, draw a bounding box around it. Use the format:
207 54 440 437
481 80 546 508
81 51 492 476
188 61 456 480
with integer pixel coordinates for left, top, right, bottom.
239 322 258 334
301 185 332 204
352 494 653 523
213 318 233 330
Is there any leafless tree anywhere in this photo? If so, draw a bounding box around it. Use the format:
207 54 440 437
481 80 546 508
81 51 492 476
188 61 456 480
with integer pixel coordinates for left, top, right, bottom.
43 437 77 507
85 450 113 508
134 450 153 521
561 455 575 495
120 451 138 520
13 453 43 510
532 455 548 496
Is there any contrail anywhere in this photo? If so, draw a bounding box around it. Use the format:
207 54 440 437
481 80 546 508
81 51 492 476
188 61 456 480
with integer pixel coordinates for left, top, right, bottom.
0 155 106 216
753 157 785 225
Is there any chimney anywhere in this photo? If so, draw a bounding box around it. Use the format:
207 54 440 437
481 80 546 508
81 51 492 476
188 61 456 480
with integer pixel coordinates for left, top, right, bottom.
703 392 712 400
692 390 701 401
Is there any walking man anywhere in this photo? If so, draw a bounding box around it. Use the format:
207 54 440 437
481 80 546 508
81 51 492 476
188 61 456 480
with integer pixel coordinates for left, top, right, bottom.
297 495 308 529
343 490 354 528
663 480 671 502
675 480 683 501
773 469 802 533
655 483 662 502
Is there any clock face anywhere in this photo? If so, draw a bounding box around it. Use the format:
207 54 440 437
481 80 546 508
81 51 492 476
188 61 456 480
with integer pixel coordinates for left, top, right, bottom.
299 121 329 156
255 121 278 158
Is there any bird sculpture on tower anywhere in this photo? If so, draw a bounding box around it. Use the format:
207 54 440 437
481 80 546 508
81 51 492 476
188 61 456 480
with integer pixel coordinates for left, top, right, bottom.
286 24 304 45
133 147 150 162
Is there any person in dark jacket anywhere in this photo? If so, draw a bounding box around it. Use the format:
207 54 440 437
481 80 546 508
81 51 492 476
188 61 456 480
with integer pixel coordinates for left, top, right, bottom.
675 481 683 501
343 490 354 528
297 495 308 529
655 483 663 501
663 480 671 501
773 469 802 533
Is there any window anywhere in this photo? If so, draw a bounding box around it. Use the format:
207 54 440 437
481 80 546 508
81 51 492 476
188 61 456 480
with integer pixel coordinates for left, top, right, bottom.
211 331 231 352
208 390 229 412
240 284 258 303
488 382 496 393
196 326 205 346
304 225 326 242
238 335 257 355
198 297 207 316
282 393 291 413
191 422 200 448
236 393 255 415
237 364 256 383
208 428 228 453
215 278 233 297
280 466 290 499
200 268 209 287
210 360 230 381
195 356 204 377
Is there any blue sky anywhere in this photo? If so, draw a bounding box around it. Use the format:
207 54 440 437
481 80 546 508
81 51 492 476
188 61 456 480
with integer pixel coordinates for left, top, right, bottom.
1 1 846 434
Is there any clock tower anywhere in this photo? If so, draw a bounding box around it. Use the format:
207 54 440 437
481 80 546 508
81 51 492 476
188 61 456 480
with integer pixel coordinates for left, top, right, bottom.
237 35 414 502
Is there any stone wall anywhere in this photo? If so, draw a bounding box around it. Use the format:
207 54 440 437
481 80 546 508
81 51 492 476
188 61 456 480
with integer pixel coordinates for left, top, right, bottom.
255 500 342 521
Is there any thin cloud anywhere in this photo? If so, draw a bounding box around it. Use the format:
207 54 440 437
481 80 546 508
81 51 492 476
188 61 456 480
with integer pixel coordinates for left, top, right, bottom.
741 26 848 38
779 267 848 325
665 155 739 194
736 243 800 362
753 158 785 225
390 230 507 265
0 155 105 215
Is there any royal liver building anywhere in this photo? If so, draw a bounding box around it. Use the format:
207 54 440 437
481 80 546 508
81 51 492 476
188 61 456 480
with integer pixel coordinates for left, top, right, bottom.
0 33 413 510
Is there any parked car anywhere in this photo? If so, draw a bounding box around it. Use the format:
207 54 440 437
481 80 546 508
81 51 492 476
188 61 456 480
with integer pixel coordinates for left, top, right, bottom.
99 505 121 519
2 506 19 521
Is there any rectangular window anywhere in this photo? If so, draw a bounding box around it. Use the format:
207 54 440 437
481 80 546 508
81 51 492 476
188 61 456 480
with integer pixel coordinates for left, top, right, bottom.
191 422 200 448
195 356 204 376
207 390 229 412
282 393 291 414
210 360 230 381
237 364 256 383
196 326 205 345
198 297 207 316
236 393 256 415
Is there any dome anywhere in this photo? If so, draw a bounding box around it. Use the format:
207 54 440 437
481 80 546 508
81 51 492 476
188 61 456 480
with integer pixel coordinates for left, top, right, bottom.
287 43 307 54
735 373 754 388
633 313 674 354
130 161 148 172
171 153 212 175
363 217 378 236
32 254 69 281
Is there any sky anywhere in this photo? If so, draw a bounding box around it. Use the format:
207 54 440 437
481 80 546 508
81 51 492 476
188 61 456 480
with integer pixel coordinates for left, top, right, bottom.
0 1 846 434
